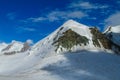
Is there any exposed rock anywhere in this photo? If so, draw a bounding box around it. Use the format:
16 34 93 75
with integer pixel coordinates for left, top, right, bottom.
53 29 89 51
21 42 30 52
90 27 112 49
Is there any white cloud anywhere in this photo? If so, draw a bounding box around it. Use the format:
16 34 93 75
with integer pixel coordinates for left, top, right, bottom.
46 11 63 21
67 11 86 18
6 12 17 20
22 27 36 31
105 12 120 26
16 27 36 33
117 1 120 4
28 17 47 22
47 10 87 21
26 39 34 44
86 17 97 20
68 2 94 9
68 1 109 9
23 1 110 23
28 10 87 22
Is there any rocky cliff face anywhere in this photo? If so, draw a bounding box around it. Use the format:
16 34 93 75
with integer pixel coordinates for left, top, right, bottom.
52 29 89 51
90 27 112 49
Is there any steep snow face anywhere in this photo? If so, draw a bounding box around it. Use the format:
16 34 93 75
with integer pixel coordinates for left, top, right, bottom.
30 20 107 57
104 25 120 46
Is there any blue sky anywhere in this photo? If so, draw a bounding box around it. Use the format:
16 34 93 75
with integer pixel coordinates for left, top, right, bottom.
0 0 120 43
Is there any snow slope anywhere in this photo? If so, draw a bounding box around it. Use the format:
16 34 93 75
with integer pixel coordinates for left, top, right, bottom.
0 51 120 80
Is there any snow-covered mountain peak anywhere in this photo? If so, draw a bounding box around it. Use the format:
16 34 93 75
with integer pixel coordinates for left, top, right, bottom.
62 19 79 26
104 25 120 48
2 41 24 53
104 25 120 33
110 25 120 33
11 40 23 44
57 20 91 39
27 20 120 57
61 19 89 29
31 20 113 56
0 40 31 55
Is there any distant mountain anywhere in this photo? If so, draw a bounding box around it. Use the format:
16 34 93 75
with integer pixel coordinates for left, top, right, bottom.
104 25 120 45
0 40 30 55
104 25 120 54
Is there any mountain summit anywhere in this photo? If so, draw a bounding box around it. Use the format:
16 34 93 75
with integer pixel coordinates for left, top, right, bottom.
30 20 116 57
61 19 88 28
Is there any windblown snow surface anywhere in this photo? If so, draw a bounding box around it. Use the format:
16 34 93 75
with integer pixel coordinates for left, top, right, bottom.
0 51 120 80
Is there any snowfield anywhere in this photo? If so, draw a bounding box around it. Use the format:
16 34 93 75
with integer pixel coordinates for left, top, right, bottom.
0 51 120 80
